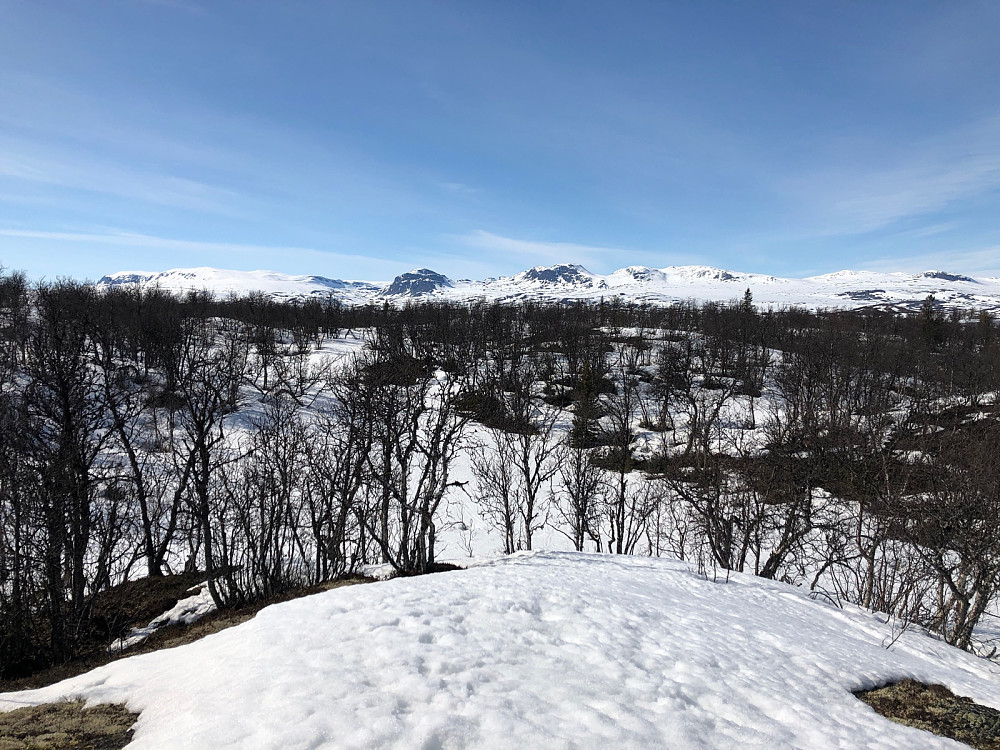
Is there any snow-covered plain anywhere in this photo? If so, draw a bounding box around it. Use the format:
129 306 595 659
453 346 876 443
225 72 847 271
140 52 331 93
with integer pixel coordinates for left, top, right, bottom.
3 551 1000 749
98 263 1000 313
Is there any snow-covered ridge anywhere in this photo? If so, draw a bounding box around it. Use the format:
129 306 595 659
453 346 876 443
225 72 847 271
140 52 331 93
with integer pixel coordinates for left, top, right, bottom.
513 263 596 286
97 267 379 303
3 552 999 748
97 263 1000 312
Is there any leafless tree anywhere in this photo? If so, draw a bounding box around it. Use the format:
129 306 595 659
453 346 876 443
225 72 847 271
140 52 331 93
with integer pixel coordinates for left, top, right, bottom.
471 362 559 552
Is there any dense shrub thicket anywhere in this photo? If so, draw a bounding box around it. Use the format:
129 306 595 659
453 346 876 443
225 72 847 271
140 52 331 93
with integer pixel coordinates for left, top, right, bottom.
1 270 999 676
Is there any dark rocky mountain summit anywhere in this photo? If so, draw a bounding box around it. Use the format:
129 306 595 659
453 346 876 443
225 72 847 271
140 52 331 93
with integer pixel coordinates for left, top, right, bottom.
515 264 595 286
382 268 454 297
96 264 1000 312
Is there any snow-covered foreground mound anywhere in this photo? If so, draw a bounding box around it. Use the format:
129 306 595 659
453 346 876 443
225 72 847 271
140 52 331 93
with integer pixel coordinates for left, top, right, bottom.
4 552 1000 749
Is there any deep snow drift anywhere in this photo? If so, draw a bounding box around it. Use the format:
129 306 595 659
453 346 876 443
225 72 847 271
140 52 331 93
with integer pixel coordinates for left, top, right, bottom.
3 552 1000 749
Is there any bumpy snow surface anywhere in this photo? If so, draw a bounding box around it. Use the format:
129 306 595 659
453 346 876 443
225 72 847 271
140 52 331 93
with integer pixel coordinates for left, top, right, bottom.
4 552 1000 749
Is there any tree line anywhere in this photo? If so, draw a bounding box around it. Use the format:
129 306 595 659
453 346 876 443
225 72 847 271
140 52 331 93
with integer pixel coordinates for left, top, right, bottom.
1 270 999 677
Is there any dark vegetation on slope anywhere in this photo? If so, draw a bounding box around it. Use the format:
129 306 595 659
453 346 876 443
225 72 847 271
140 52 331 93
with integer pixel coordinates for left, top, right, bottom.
1 572 204 683
1 267 999 681
858 679 1000 749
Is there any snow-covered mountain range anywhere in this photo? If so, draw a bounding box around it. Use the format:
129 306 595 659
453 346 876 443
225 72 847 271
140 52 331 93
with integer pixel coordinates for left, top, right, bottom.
97 264 1000 312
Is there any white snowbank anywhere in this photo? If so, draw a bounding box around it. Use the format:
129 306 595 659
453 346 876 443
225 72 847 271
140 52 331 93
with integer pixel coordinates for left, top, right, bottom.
3 551 999 749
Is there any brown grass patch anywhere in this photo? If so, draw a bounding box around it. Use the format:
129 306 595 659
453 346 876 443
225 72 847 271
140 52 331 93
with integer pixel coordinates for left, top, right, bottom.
857 678 1000 749
0 700 137 750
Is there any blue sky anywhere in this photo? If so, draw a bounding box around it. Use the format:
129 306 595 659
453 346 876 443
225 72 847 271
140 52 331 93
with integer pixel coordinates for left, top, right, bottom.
3 1 1000 281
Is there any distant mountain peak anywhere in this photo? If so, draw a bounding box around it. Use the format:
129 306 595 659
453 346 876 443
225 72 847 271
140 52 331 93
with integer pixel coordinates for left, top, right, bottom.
382 268 453 297
94 264 1000 313
515 264 595 286
664 265 740 282
98 271 157 285
609 266 667 284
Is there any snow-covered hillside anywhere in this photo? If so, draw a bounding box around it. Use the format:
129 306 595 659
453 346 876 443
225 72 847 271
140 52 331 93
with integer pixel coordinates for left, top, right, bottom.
98 267 380 304
3 552 1000 749
97 263 1000 312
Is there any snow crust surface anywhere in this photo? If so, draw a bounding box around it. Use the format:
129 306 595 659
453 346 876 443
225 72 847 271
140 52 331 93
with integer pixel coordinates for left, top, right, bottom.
3 552 1000 749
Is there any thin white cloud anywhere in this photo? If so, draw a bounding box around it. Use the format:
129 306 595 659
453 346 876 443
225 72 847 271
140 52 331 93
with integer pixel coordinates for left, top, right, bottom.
0 142 243 216
787 117 1000 237
0 71 254 171
891 222 957 240
457 230 705 273
458 230 674 271
0 228 312 255
438 182 481 195
135 0 207 14
0 71 438 221
830 159 1000 234
0 228 407 280
860 246 1000 278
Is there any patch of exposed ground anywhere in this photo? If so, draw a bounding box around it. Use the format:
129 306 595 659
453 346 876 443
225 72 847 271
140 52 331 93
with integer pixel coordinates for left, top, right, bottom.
0 700 137 750
0 573 208 689
857 678 1000 750
93 572 210 638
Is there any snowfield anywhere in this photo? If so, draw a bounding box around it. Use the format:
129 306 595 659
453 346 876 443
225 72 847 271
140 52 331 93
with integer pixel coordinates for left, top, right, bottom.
97 263 1000 313
3 551 1000 749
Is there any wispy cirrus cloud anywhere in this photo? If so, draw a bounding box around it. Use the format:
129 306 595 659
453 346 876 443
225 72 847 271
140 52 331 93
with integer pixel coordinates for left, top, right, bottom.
438 181 481 195
0 228 318 256
829 158 1000 234
788 117 1000 237
0 140 243 216
860 245 1000 277
456 230 692 272
0 228 408 280
135 0 207 15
